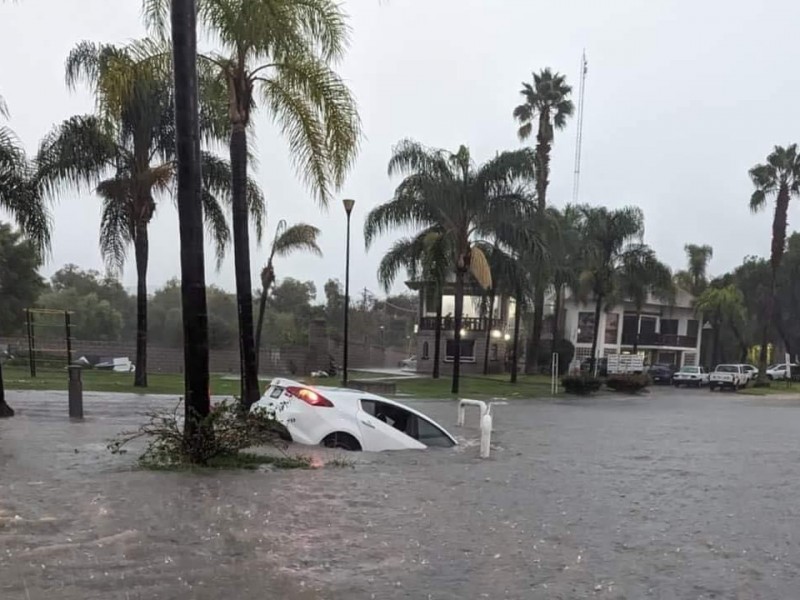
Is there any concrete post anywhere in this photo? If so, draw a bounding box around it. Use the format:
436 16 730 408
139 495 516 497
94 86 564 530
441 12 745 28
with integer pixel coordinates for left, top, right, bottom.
68 365 83 419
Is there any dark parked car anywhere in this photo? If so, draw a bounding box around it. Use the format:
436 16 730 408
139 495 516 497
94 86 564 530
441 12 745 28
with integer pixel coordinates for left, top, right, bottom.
648 363 676 384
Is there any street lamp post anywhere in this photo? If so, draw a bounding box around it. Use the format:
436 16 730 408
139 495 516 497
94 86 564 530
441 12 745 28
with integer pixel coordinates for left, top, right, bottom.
342 199 355 386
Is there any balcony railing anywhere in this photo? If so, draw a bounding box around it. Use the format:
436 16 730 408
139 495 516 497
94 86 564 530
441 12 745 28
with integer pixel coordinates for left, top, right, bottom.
621 331 697 348
419 316 503 332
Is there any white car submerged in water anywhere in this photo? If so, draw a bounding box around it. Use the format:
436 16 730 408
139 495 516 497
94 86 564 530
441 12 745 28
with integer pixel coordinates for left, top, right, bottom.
252 378 457 452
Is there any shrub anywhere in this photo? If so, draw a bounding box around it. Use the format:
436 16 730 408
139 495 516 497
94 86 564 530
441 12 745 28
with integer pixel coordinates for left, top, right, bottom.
561 375 602 395
537 339 576 375
108 399 288 468
606 374 650 393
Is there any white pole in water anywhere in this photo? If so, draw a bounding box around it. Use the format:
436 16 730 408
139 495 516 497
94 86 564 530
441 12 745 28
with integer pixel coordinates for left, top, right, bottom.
480 412 492 458
551 352 560 395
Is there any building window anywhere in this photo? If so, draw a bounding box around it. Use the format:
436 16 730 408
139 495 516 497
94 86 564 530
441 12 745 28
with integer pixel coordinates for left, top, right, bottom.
423 286 438 316
605 313 619 344
490 344 499 361
686 319 699 339
445 339 476 362
577 312 595 343
661 319 678 335
421 341 430 360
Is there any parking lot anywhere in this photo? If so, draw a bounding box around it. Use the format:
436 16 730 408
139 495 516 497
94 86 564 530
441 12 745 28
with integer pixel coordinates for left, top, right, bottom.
3 386 800 599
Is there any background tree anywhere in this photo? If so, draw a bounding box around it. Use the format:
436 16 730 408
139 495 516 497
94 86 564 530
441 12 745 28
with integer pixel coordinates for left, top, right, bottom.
255 222 321 371
674 244 713 295
144 0 361 407
513 68 573 374
36 41 262 387
0 223 45 335
0 95 50 255
614 247 674 352
577 205 645 368
748 144 800 381
376 227 449 378
695 285 747 367
366 140 535 393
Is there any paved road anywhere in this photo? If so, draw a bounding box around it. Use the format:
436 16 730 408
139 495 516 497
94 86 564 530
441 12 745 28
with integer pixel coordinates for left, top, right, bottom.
2 387 800 599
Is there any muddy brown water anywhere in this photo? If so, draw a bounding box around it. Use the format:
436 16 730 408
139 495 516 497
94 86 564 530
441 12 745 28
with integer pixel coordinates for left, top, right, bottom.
2 388 800 599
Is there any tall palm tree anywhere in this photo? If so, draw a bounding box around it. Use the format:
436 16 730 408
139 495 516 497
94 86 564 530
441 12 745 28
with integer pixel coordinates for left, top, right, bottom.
376 227 450 379
577 205 645 368
36 41 263 388
615 247 674 353
0 95 50 418
170 0 211 451
674 244 713 296
513 68 574 374
749 144 800 381
143 0 361 408
365 140 535 394
255 221 321 371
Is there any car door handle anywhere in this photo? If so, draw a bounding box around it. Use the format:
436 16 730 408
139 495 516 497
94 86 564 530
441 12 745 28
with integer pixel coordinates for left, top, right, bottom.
360 419 376 429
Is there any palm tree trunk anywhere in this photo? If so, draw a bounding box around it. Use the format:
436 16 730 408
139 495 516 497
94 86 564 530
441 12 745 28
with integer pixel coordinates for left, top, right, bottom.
133 222 148 388
0 360 13 418
254 289 268 375
632 310 641 354
589 294 603 373
451 269 465 395
525 283 545 375
171 0 210 445
230 123 260 408
432 288 442 379
550 284 562 356
510 286 522 384
483 290 496 375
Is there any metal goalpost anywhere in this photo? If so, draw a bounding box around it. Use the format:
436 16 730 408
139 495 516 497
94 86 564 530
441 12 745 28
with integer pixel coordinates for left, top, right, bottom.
24 309 74 377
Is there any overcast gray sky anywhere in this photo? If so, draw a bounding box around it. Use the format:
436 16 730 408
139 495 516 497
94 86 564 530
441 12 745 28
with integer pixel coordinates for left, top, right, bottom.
0 0 796 300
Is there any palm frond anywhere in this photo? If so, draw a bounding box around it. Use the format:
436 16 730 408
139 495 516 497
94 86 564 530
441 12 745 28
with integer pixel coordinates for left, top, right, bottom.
468 245 492 289
272 223 322 257
96 184 133 272
200 189 231 269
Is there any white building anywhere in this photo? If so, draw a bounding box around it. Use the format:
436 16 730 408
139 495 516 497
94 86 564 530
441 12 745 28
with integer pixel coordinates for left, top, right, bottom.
560 289 703 368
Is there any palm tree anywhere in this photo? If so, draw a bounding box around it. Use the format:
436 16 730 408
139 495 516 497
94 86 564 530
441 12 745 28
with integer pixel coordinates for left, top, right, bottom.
674 244 713 296
577 205 645 368
749 144 800 381
547 206 581 356
143 0 361 408
36 41 263 388
695 285 746 367
365 140 535 394
615 247 674 353
0 95 50 418
513 68 574 374
255 221 321 371
376 227 450 379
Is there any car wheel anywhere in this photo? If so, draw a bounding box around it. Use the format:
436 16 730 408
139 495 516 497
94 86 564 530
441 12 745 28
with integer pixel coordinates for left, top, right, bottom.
322 432 362 451
673 382 679 388
709 384 716 391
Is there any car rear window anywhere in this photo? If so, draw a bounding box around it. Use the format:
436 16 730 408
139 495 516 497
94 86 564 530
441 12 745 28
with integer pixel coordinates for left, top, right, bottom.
716 365 737 373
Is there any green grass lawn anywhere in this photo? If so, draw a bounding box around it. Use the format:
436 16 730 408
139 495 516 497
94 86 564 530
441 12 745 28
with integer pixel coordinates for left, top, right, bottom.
1 365 247 396
1 365 555 400
385 373 554 400
739 381 800 396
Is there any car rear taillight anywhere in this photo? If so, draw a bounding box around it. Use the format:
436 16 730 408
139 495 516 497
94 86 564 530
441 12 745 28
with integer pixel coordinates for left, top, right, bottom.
285 386 333 407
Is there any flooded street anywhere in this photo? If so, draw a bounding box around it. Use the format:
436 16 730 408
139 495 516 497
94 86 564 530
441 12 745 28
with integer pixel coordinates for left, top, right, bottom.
3 388 800 599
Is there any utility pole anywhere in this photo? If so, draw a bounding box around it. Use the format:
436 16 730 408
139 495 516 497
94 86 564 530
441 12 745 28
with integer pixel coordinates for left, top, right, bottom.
572 50 588 203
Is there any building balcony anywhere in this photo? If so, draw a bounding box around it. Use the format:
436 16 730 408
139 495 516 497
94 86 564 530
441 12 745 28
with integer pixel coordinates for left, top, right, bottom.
620 332 697 348
419 316 504 332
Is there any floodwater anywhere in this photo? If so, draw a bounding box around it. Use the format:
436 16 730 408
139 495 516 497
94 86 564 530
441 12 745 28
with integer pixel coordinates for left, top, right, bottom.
3 388 800 599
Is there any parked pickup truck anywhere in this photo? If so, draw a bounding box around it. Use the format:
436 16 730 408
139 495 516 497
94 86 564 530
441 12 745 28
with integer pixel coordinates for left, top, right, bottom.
709 364 748 391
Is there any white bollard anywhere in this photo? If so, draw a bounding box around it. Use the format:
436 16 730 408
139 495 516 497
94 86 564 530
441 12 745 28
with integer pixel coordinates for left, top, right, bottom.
457 399 487 427
480 412 492 458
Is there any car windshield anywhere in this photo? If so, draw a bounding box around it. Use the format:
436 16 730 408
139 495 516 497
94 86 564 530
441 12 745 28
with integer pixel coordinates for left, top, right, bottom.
716 365 738 373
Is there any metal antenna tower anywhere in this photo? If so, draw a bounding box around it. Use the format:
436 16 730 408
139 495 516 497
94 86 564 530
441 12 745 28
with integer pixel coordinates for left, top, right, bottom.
572 50 588 203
